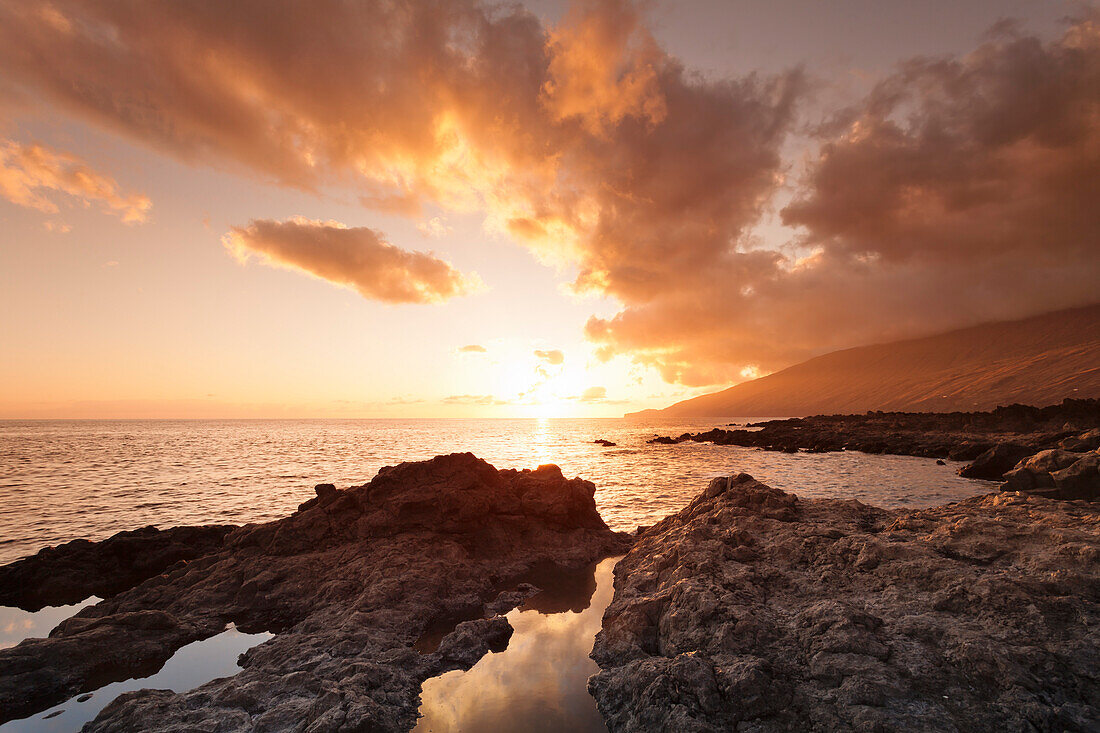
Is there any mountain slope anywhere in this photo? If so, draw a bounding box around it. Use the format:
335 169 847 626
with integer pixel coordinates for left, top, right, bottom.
633 304 1100 417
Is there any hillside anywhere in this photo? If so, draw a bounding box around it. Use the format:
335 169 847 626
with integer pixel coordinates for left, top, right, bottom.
632 304 1100 418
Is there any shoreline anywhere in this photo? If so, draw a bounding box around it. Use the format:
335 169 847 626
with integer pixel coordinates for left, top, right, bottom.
649 398 1100 499
1 413 1097 729
0 454 630 729
591 474 1100 731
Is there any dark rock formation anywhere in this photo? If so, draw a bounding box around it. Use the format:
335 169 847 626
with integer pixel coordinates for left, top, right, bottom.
0 453 631 730
595 439 618 447
0 524 236 611
957 442 1034 480
590 474 1100 732
1051 452 1100 499
1003 448 1100 500
648 398 1100 485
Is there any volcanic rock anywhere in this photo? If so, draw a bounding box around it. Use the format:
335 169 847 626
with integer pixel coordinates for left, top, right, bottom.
647 399 1100 488
0 453 631 730
0 524 235 611
589 474 1100 731
1001 448 1100 500
1050 451 1100 500
957 442 1033 480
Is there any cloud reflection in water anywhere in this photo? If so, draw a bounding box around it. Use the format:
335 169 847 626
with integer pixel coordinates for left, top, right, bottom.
414 556 619 733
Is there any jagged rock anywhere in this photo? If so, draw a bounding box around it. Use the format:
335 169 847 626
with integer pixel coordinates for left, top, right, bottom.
0 453 631 730
590 474 1100 732
1051 451 1100 500
595 439 618 447
1003 449 1085 490
0 525 235 611
647 399 1100 475
1001 448 1100 500
958 442 1035 480
1060 428 1100 452
433 616 513 669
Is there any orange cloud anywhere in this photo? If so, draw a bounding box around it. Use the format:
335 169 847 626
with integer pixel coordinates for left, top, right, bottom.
4 2 1093 386
0 138 151 223
534 349 565 365
442 394 508 405
541 0 667 135
223 218 481 304
0 0 797 303
587 14 1100 384
458 344 487 353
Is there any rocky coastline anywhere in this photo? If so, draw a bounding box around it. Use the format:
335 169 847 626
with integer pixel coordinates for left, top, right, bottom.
649 398 1100 499
2 446 1098 731
0 453 630 730
590 474 1100 731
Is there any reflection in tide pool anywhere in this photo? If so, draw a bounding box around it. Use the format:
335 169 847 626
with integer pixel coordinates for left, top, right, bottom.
414 556 619 733
0 625 271 732
0 597 99 650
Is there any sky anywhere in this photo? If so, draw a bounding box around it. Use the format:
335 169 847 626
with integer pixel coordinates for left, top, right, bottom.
0 0 1096 418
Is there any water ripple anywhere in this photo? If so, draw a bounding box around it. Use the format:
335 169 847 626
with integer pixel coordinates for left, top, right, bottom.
0 418 993 564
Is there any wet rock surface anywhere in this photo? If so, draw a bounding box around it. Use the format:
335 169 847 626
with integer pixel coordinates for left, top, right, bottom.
0 453 631 730
590 474 1100 732
649 399 1100 496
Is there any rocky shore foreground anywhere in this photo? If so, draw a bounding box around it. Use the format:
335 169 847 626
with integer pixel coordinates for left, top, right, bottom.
590 475 1100 731
0 453 630 729
650 398 1100 499
2 450 1098 731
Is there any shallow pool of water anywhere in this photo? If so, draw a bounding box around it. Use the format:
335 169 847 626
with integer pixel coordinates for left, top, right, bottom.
0 597 100 650
414 556 619 733
0 624 271 732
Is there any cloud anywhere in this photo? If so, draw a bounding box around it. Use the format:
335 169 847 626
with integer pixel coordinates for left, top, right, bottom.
0 0 797 364
534 349 565 365
4 2 1093 385
442 394 508 405
739 365 765 380
587 14 1100 384
222 217 481 304
541 0 667 135
458 344 487 353
580 386 606 401
0 138 150 223
567 385 628 404
574 386 612 403
417 217 453 238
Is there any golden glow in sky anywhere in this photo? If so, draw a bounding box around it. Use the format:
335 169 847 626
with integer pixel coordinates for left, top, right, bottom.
0 0 1094 418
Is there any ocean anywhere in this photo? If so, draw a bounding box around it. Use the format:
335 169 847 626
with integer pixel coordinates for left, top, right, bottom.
0 418 995 565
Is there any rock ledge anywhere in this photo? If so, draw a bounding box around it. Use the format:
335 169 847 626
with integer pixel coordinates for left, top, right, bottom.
590 474 1100 731
0 453 631 730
